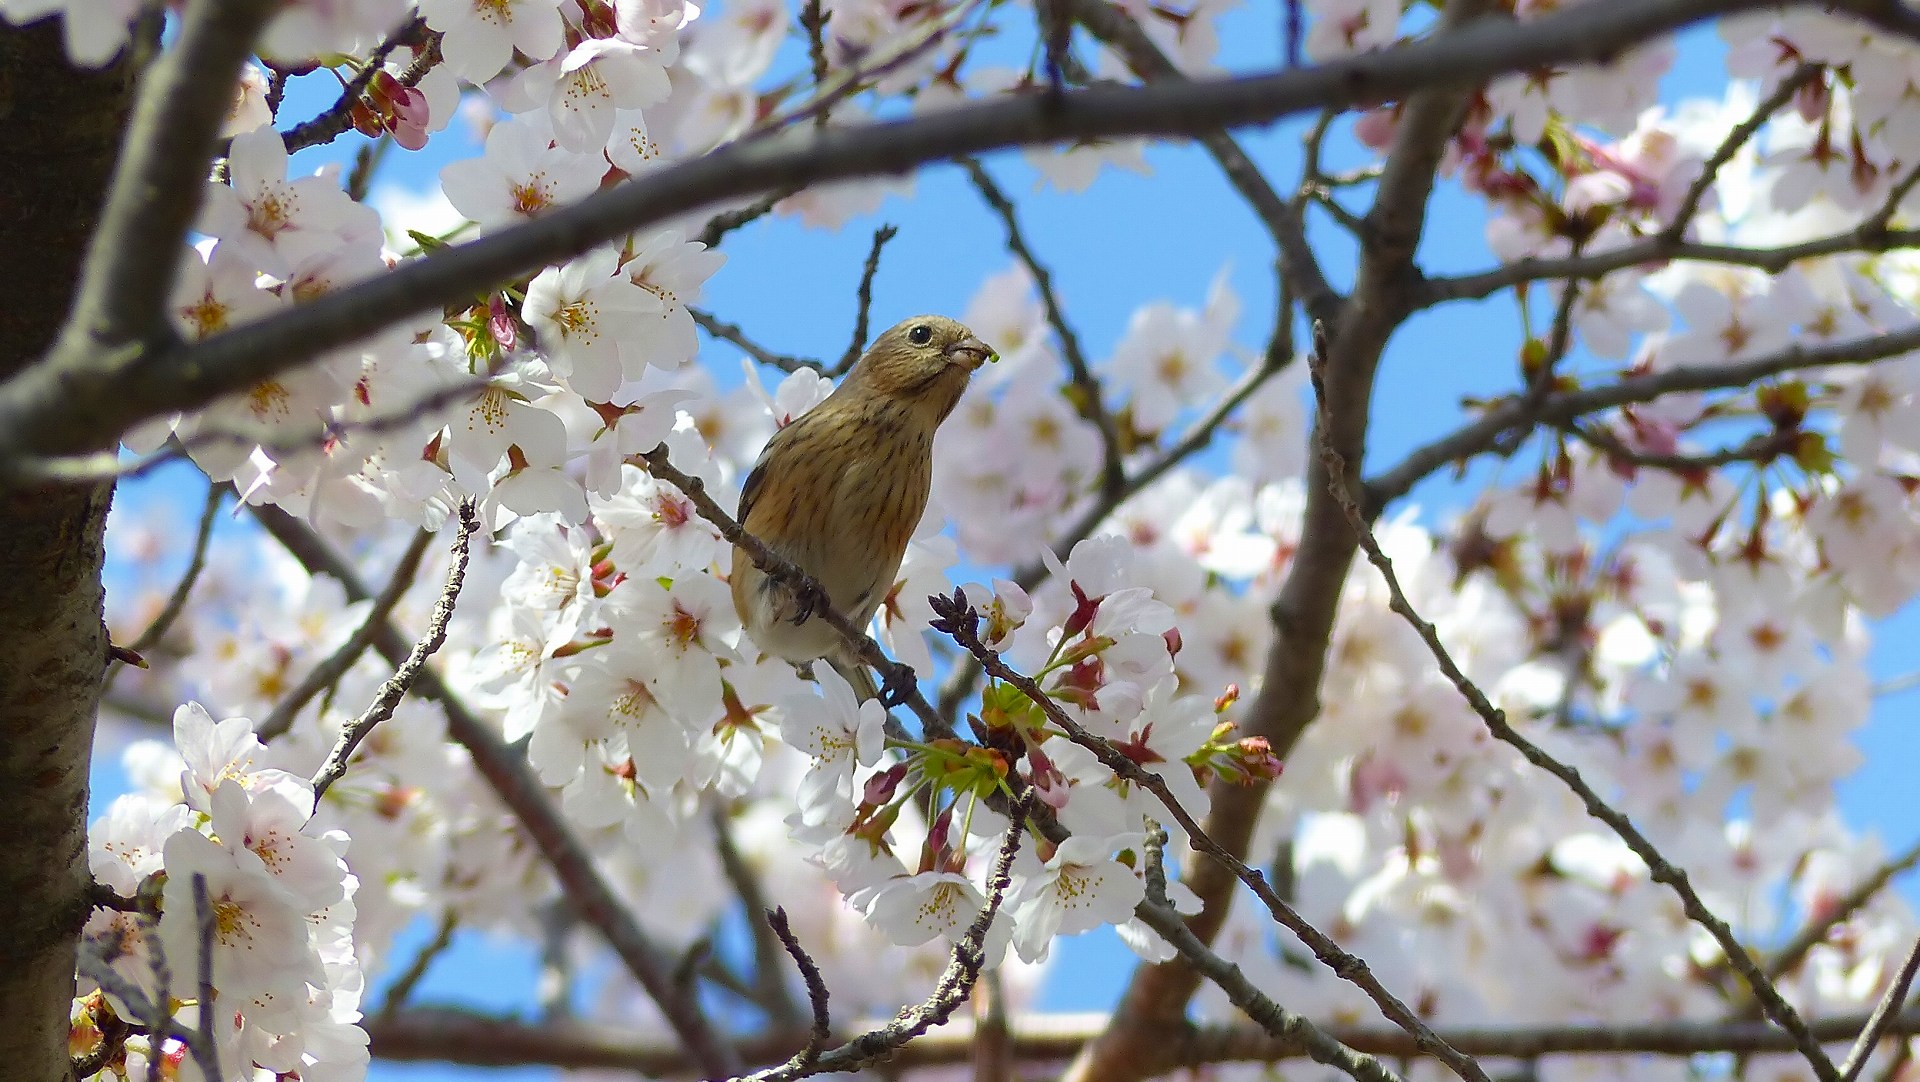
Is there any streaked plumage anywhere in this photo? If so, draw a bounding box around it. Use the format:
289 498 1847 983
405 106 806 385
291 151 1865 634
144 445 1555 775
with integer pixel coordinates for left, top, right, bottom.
731 315 995 697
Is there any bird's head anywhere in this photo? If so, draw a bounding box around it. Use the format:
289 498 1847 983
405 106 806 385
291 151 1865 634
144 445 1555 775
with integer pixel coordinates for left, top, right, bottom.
845 315 997 423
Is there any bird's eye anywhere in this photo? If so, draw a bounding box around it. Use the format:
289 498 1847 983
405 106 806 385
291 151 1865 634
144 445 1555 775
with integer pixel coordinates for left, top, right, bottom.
908 324 933 346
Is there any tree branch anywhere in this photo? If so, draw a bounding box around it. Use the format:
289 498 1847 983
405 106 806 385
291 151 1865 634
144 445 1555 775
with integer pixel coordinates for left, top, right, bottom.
836 224 899 376
363 1000 1920 1072
1364 321 1920 510
308 501 475 802
0 0 1818 462
960 157 1127 503
257 524 436 741
47 0 278 403
1307 332 1840 1082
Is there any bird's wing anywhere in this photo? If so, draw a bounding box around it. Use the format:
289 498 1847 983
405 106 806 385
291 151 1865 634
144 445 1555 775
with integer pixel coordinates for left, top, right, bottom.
738 421 796 524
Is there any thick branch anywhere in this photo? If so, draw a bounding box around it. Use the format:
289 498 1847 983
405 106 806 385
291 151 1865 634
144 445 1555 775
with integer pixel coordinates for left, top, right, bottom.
0 0 1819 460
365 1005 1920 1073
51 0 277 376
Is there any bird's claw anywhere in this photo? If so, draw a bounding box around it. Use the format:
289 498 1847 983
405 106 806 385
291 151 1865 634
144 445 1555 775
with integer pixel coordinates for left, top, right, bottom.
878 664 918 709
788 574 829 626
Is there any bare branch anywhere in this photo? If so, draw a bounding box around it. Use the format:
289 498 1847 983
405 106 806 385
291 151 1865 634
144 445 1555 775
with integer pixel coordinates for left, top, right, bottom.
765 907 833 1069
0 0 1815 462
1766 839 1920 985
961 157 1126 502
1366 321 1920 509
257 525 436 741
1659 63 1821 243
691 309 824 374
739 795 1032 1081
713 803 808 1027
377 910 458 1021
837 224 900 375
1840 937 1920 1082
112 482 222 672
309 501 476 801
1306 328 1839 1082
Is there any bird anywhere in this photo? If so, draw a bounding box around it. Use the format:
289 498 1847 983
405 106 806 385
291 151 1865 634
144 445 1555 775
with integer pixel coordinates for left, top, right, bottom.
730 315 996 701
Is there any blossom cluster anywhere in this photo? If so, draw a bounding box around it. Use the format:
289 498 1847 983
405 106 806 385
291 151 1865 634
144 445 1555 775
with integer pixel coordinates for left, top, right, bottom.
18 0 1920 1077
77 705 365 1082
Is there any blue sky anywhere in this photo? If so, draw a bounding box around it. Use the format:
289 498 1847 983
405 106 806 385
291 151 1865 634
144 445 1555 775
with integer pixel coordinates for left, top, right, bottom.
88 6 1920 1078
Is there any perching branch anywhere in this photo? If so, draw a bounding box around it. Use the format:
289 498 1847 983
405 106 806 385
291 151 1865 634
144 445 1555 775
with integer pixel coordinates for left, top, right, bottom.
633 443 953 739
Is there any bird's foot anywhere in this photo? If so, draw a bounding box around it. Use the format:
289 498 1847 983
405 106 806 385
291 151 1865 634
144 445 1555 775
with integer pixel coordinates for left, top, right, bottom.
788 574 830 626
878 664 918 709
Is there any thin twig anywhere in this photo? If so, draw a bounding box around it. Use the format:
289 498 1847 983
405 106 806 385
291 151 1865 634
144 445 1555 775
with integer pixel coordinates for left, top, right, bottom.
738 794 1032 1081
281 16 428 153
691 309 823 374
378 910 459 1021
960 158 1125 502
1305 325 1840 1082
697 190 800 249
801 0 831 129
927 592 1491 1082
309 501 476 801
1365 321 1920 510
111 483 222 678
1840 937 1920 1082
1567 423 1799 473
257 526 436 741
188 874 221 1082
713 803 807 1027
836 224 900 375
765 907 833 1070
1660 63 1821 242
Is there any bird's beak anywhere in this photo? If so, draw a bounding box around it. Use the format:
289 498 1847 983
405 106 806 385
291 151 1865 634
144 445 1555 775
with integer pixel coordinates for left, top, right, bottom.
945 336 997 370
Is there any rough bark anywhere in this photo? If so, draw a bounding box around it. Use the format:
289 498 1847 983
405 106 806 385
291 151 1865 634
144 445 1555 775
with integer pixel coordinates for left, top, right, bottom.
0 19 131 1081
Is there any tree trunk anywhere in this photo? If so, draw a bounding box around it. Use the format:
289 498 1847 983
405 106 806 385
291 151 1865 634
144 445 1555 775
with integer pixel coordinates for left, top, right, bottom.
0 20 133 1081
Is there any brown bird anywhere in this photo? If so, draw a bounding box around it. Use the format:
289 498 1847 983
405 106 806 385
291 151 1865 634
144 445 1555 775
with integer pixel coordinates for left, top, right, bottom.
731 315 996 699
